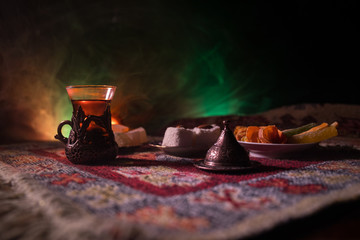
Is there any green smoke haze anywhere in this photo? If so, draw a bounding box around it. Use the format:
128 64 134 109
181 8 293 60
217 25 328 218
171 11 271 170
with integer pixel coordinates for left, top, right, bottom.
0 0 357 142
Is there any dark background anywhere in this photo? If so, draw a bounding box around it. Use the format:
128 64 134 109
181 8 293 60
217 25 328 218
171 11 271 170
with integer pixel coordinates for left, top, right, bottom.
0 0 358 142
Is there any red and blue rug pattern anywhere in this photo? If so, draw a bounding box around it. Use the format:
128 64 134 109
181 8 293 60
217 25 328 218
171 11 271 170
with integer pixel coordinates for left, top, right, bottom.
1 138 360 239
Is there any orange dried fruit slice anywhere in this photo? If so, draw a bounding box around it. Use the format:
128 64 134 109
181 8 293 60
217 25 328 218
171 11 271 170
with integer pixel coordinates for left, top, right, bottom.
246 126 260 142
234 126 248 141
258 126 276 143
259 125 287 143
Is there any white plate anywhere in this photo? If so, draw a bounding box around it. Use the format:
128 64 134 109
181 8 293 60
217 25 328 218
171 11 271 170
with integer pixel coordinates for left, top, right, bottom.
149 144 208 158
238 141 317 158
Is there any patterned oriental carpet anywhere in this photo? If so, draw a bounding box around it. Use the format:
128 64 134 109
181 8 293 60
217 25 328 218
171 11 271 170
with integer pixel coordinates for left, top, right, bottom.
1 104 360 240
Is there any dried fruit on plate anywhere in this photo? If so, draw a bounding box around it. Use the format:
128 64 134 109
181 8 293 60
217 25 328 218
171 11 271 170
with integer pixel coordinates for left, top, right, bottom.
234 122 339 144
258 125 287 144
287 122 338 144
234 125 286 143
246 126 261 142
282 123 317 137
234 126 247 141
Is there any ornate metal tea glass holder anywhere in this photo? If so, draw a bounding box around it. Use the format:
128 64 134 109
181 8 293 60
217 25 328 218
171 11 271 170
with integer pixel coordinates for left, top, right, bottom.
55 85 118 164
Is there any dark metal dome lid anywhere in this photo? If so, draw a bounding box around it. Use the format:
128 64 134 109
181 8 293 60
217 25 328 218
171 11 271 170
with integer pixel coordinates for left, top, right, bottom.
204 120 250 167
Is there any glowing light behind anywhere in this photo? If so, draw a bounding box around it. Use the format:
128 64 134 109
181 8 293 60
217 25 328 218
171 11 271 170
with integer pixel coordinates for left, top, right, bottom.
0 1 274 142
0 1 356 143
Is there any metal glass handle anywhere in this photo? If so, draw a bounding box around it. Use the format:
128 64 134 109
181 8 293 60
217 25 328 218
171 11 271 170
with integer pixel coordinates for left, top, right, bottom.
55 120 72 144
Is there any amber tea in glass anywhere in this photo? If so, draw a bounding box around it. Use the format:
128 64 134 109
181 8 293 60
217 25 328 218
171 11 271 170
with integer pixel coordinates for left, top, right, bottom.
55 85 118 164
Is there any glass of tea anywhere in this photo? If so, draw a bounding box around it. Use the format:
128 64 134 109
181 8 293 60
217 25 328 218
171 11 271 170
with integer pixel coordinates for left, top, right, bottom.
55 85 118 164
